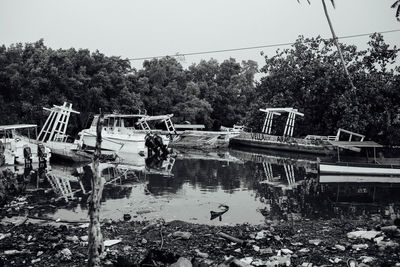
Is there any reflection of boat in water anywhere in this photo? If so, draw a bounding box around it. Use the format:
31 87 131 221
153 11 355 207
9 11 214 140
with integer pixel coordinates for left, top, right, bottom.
229 147 317 190
174 149 243 164
230 146 319 173
0 124 51 166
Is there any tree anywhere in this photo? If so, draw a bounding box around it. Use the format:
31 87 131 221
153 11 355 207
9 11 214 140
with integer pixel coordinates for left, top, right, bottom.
392 0 400 21
297 0 355 90
254 34 400 144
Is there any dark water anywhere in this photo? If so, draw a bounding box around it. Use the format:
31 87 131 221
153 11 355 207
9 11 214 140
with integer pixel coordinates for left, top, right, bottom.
1 147 400 225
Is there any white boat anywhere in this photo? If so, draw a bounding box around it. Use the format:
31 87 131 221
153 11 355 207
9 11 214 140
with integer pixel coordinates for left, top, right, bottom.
78 113 175 153
0 124 51 165
319 162 400 176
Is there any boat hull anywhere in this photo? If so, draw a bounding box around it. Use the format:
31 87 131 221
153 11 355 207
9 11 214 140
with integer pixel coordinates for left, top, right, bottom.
230 132 333 155
319 163 400 176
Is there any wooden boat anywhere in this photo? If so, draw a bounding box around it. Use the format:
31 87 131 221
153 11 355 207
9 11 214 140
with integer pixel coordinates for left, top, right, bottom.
0 124 51 165
230 107 335 155
170 130 240 150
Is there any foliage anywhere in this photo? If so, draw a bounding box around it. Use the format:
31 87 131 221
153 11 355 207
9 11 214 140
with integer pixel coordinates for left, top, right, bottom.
248 34 400 144
0 36 399 145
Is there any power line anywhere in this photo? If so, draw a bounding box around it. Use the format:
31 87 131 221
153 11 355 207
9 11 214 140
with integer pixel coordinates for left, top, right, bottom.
128 29 400 61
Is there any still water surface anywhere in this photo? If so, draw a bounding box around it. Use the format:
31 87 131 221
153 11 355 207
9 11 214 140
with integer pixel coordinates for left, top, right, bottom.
2 147 400 225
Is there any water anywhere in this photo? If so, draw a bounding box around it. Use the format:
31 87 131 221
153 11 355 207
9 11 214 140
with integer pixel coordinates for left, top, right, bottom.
1 147 400 225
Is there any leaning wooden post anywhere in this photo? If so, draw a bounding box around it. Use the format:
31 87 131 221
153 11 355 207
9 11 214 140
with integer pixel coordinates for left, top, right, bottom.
88 110 105 267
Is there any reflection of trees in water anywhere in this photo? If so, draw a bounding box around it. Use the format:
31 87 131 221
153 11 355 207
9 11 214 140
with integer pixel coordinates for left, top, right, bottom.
146 159 261 196
255 172 400 221
0 168 28 205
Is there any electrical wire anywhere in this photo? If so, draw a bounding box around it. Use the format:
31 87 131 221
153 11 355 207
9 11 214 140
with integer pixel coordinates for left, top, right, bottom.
127 29 400 61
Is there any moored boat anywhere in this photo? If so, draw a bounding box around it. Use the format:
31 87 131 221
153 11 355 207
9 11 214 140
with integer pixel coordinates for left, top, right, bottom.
230 107 335 155
0 124 51 166
78 113 175 153
319 162 400 176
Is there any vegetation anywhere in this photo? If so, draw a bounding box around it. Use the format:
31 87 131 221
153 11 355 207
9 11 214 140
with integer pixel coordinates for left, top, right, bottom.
0 34 399 144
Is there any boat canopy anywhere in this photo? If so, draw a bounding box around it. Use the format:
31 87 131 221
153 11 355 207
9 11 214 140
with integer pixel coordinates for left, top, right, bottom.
259 107 304 137
137 114 174 122
0 124 37 131
104 114 144 118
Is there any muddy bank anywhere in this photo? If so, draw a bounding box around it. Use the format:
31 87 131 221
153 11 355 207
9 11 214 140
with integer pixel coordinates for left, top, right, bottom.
1 217 400 266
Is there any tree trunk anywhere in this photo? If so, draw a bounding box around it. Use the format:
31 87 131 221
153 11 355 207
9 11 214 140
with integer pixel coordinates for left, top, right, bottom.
88 112 105 267
322 0 356 91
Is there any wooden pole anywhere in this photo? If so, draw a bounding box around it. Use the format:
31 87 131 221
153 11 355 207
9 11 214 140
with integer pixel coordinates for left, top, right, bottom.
88 110 105 267
322 0 356 91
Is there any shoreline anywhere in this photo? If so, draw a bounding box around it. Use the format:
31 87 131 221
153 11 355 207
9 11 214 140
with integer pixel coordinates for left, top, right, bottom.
1 217 399 266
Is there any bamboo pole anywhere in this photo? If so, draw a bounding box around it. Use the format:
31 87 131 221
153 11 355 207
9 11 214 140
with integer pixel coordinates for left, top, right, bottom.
88 110 105 267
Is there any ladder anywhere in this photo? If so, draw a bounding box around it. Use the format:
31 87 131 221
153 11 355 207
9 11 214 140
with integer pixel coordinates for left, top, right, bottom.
164 117 176 134
37 102 80 142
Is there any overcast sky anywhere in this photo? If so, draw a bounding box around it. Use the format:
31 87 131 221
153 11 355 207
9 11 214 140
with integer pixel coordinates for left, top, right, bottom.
1 0 399 71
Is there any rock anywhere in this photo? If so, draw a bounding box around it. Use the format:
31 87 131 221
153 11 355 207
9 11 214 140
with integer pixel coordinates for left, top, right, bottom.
381 225 399 236
301 263 313 267
334 244 346 251
299 248 310 253
255 230 270 240
251 259 266 266
281 248 293 254
123 245 132 252
4 250 24 255
358 256 375 264
259 247 273 255
104 239 122 247
238 257 253 265
141 238 147 244
0 233 11 240
291 242 303 246
374 236 384 244
195 249 209 258
59 248 72 261
347 230 380 240
267 255 291 266
377 240 399 249
234 248 242 253
123 214 131 221
66 235 79 243
37 251 43 257
31 258 41 264
170 257 192 267
172 231 192 240
352 244 368 250
308 239 322 245
253 245 260 252
80 235 88 242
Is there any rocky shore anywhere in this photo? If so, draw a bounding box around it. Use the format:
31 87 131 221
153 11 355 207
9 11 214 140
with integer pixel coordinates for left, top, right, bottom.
1 216 400 267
